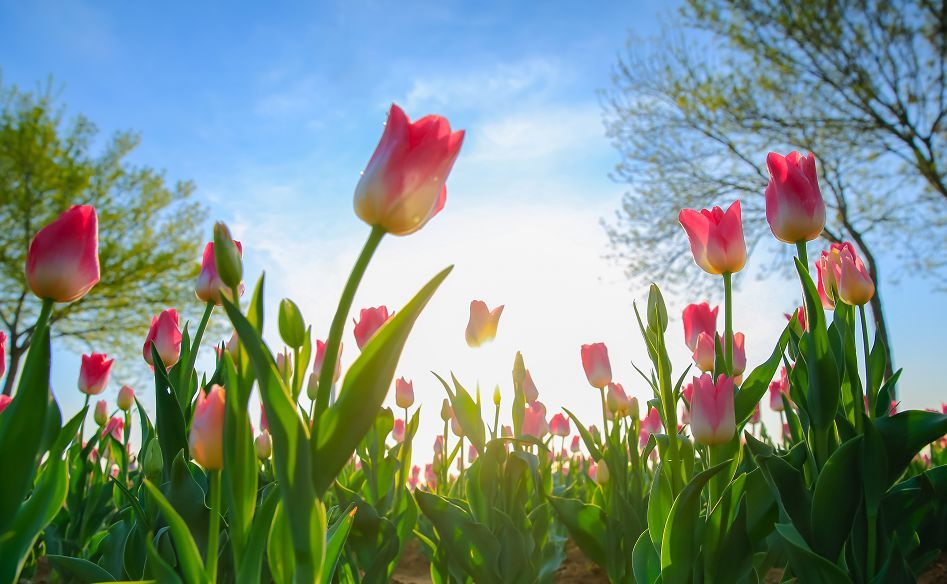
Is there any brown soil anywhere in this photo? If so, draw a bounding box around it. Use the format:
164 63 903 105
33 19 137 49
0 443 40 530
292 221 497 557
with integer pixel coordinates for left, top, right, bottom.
920 553 947 584
391 538 608 583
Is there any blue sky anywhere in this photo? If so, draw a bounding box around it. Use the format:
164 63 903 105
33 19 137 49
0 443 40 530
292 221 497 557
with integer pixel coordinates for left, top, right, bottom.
1 0 942 454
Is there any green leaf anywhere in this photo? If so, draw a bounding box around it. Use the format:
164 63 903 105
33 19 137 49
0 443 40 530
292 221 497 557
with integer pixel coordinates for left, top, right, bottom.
46 555 117 582
321 505 356 584
632 530 661 584
811 435 862 560
547 496 607 568
747 435 813 541
268 501 295 584
442 372 486 455
562 407 601 460
151 344 189 482
236 483 280 584
774 523 850 583
142 479 206 584
874 410 947 485
313 266 452 495
734 324 788 424
647 462 673 554
794 258 841 431
222 352 258 564
414 490 501 584
874 369 901 418
660 459 732 584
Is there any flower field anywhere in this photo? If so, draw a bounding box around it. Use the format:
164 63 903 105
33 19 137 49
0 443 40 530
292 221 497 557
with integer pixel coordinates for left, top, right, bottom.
1 103 946 584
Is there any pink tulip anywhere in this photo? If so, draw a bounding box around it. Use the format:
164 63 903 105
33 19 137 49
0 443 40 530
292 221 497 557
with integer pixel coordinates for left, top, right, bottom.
102 416 124 442
433 435 444 456
590 461 609 485
785 307 807 331
523 401 549 438
692 332 716 373
143 309 183 368
679 200 747 275
354 104 465 235
768 381 786 412
392 419 406 443
117 385 135 411
0 394 11 415
682 303 718 352
424 463 437 489
78 353 114 396
641 406 662 435
690 374 736 446
195 241 244 305
94 400 108 426
764 151 826 243
276 350 292 379
839 248 875 306
750 402 761 425
255 430 272 460
353 306 390 350
395 377 414 408
408 465 420 490
814 260 835 309
606 382 635 418
549 413 570 437
522 369 539 403
0 331 6 379
189 385 226 470
260 402 269 432
581 343 612 389
501 425 513 438
465 300 504 348
682 383 694 405
468 444 478 463
732 332 746 376
313 339 343 392
450 412 465 437
26 205 100 303
570 435 581 453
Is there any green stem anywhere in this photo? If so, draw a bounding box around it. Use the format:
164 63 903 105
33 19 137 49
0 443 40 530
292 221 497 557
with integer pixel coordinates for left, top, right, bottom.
79 394 90 444
315 227 385 424
206 470 222 581
599 387 609 445
723 272 733 371
292 346 301 399
859 305 874 418
493 403 500 440
795 241 809 273
181 301 214 391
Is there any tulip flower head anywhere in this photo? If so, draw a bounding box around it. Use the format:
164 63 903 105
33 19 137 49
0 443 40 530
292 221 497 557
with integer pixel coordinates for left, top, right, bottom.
592 460 609 485
522 369 539 403
818 242 874 306
102 416 124 442
764 151 826 243
392 418 406 443
549 412 570 437
440 399 452 422
606 382 635 418
143 309 183 369
354 104 465 235
732 332 746 376
570 435 581 453
692 332 716 373
94 399 109 426
0 395 11 415
690 374 736 446
189 385 226 470
639 407 663 448
195 241 244 305
679 201 747 275
785 307 807 332
768 381 786 412
523 401 549 438
353 306 390 350
682 303 719 352
395 377 414 409
450 413 464 437
117 385 135 411
79 353 114 396
0 331 6 379
312 340 343 395
26 205 100 303
750 402 761 425
254 430 272 460
581 343 612 389
493 385 501 406
276 350 292 380
468 444 479 463
465 300 504 348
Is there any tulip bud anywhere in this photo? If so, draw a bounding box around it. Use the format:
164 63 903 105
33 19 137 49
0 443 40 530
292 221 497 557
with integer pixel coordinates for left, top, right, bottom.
440 399 452 422
679 201 747 275
0 395 11 415
313 340 343 393
682 303 719 352
732 332 747 376
392 418 406 442
94 400 108 426
395 377 415 409
26 205 100 303
278 299 307 349
450 413 465 437
143 309 183 369
353 306 390 350
276 350 292 381
570 435 581 453
117 385 135 412
512 352 526 388
522 370 539 403
196 241 244 305
212 222 243 291
492 385 501 406
143 440 163 477
690 374 736 446
581 343 612 389
647 284 668 333
189 385 226 470
255 430 272 460
692 332 716 373
465 300 504 348
594 460 610 485
354 104 465 235
78 353 114 396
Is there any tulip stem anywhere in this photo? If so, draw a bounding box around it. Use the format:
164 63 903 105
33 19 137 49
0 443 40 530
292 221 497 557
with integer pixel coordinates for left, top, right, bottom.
79 394 90 444
723 272 733 371
859 304 874 417
598 387 609 444
182 301 214 392
492 403 500 440
206 469 221 581
315 227 385 431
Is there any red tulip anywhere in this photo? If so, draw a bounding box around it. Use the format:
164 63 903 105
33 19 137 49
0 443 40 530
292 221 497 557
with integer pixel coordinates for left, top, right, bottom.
395 377 414 409
465 300 504 348
690 374 736 446
354 104 465 235
764 151 826 243
353 306 390 350
143 309 183 368
0 331 6 379
101 416 124 442
78 353 114 395
679 201 747 275
785 307 807 331
0 394 11 415
189 385 226 470
195 241 244 305
682 302 718 352
26 205 100 302
581 343 612 389
549 412 570 437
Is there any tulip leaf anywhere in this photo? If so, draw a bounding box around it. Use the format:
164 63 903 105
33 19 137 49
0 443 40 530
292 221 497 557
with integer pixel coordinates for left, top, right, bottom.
222 353 257 564
236 483 279 584
660 459 731 584
414 490 501 584
46 555 117 582
143 479 206 584
874 410 947 485
811 435 862 560
312 266 452 495
794 259 841 430
733 324 788 425
874 369 902 418
321 505 357 584
562 407 601 460
0 321 51 531
632 530 661 584
547 496 607 567
151 345 189 482
774 523 850 583
746 435 812 540
647 462 673 554
433 371 486 455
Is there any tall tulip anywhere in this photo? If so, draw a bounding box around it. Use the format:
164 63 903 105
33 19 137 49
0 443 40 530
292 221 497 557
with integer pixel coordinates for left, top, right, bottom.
581 343 612 389
690 374 736 446
26 205 100 303
682 302 718 352
143 309 183 368
195 241 244 304
189 385 226 470
465 300 504 348
395 377 414 409
549 413 570 437
78 353 114 395
764 151 826 243
354 103 465 235
678 201 747 275
353 306 390 350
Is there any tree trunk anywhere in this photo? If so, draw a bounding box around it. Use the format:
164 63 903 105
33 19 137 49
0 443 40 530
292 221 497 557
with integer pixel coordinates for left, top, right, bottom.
867 284 896 382
2 345 22 396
